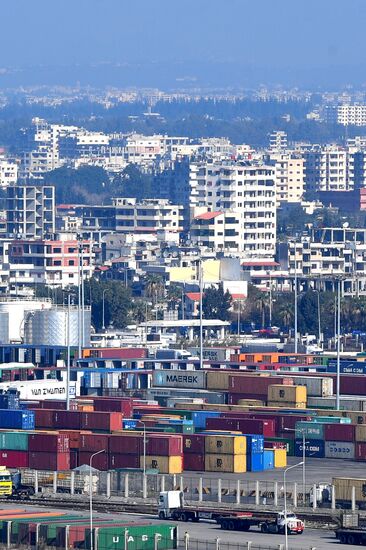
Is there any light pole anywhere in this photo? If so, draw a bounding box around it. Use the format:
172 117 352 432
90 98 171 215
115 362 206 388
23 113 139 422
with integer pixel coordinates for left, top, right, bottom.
336 278 341 410
284 428 305 503
102 289 109 331
66 294 71 411
90 449 105 550
237 299 241 337
316 289 321 347
199 259 203 370
294 245 298 354
283 461 304 550
139 421 147 475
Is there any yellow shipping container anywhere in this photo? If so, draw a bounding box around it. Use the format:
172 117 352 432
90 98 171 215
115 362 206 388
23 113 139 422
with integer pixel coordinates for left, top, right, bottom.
206 371 236 391
356 425 366 441
205 435 246 455
141 455 183 474
205 453 246 473
268 384 307 404
273 448 287 468
267 401 307 409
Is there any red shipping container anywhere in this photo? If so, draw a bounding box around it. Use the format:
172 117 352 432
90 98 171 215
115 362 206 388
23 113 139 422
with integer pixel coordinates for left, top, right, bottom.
0 450 29 468
183 434 206 454
58 430 92 450
80 434 110 453
79 451 108 471
29 433 69 453
184 453 205 471
80 412 123 432
206 417 275 437
146 434 183 456
109 453 140 469
70 450 79 469
356 442 366 461
324 424 355 442
34 409 55 429
264 441 287 450
53 411 82 430
29 452 70 471
229 375 293 395
109 434 143 454
93 398 133 417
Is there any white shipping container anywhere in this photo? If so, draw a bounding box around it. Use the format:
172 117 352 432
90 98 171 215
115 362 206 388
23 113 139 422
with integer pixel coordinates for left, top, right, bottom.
325 441 355 460
188 347 233 362
0 379 79 400
152 369 207 389
291 376 333 397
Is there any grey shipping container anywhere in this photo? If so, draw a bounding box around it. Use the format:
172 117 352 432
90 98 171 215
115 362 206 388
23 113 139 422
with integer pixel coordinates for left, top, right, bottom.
152 369 207 389
325 441 355 460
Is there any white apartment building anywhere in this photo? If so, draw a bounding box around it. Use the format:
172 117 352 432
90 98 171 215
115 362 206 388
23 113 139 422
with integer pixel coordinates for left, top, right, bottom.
190 210 243 252
304 146 350 192
285 228 366 296
337 104 366 126
0 158 17 188
189 161 276 258
112 198 184 234
269 131 288 151
267 152 304 205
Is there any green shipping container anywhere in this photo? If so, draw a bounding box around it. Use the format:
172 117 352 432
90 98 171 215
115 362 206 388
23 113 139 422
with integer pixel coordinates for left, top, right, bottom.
96 524 178 550
0 431 30 451
295 421 324 440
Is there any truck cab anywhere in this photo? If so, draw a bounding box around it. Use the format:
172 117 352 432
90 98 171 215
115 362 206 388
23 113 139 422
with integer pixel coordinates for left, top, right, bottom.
275 512 304 534
158 491 184 520
0 466 13 496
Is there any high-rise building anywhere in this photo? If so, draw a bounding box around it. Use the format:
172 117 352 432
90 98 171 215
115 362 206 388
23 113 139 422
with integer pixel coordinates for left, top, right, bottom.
6 185 55 239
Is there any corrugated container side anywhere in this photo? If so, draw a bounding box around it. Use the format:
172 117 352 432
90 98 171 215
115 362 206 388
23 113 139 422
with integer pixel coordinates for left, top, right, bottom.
183 434 206 454
229 375 293 395
0 431 29 451
246 452 264 472
204 435 246 455
79 434 110 453
146 434 183 456
109 453 140 469
0 450 29 468
93 398 133 417
184 453 205 471
295 421 324 440
356 425 366 442
268 385 307 403
295 438 325 458
141 455 183 474
109 434 143 454
28 433 69 453
204 453 246 473
325 441 355 459
273 448 287 467
80 412 123 432
263 449 274 469
333 477 366 502
324 424 355 442
28 452 70 471
79 451 108 471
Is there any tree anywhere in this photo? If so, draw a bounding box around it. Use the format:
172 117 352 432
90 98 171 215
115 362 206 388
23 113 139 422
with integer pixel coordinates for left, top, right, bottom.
202 286 232 321
144 274 165 305
166 284 183 311
44 165 109 204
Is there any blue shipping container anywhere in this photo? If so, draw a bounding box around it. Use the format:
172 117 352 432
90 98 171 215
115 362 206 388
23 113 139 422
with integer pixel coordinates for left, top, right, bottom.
328 360 366 375
247 452 264 472
123 419 138 430
243 434 264 453
295 438 325 458
192 411 220 429
263 450 274 470
0 409 35 430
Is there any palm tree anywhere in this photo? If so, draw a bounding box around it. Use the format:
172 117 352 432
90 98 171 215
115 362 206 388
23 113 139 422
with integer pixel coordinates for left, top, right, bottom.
255 293 270 328
278 302 293 331
144 274 165 305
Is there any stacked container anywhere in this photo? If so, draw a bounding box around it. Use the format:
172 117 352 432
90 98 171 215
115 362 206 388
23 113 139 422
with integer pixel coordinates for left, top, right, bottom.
267 385 307 408
143 434 183 474
28 433 70 470
245 434 264 472
204 435 247 473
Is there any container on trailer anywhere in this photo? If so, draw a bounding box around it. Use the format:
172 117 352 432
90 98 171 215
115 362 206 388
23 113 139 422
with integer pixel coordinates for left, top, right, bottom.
204 435 246 455
332 477 366 503
205 453 246 473
325 441 355 459
140 455 183 474
295 438 325 458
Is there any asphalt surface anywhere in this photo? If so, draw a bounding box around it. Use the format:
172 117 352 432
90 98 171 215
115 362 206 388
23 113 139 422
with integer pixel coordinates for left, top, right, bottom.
0 502 350 549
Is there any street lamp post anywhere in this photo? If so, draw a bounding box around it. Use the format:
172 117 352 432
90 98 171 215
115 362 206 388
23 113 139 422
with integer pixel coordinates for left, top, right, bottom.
89 449 105 550
237 300 241 337
283 461 304 550
102 289 109 332
139 421 147 475
336 278 341 410
284 428 305 503
294 248 298 354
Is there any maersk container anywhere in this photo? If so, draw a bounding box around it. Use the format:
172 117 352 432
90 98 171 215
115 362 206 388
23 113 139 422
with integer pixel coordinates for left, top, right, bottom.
263 449 274 470
325 441 355 460
0 431 29 451
246 452 264 472
0 410 34 430
96 524 178 550
295 438 325 458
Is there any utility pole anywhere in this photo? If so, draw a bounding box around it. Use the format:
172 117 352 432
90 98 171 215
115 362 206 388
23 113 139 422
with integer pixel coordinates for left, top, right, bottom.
66 294 71 411
336 278 341 410
294 243 298 353
199 259 203 370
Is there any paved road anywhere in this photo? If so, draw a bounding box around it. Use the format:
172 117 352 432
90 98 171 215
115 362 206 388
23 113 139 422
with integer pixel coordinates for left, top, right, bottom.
0 502 347 549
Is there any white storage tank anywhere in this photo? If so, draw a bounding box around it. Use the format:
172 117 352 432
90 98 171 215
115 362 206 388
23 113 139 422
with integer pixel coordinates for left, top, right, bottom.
23 305 91 346
0 298 52 342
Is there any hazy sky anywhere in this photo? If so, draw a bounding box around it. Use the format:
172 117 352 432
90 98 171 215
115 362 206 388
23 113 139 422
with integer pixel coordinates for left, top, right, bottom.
0 0 365 87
